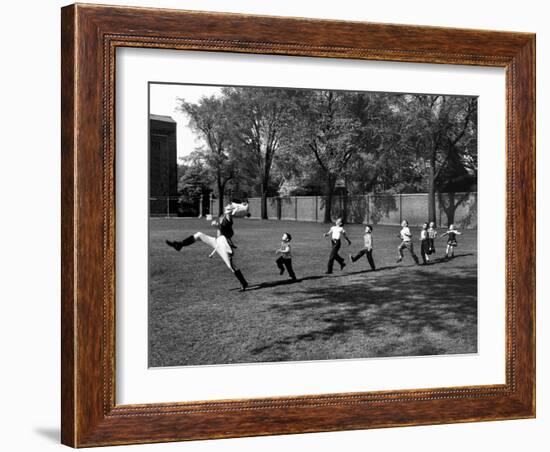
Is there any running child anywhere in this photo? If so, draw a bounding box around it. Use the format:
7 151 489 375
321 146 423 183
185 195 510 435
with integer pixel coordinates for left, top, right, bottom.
427 221 437 255
396 220 420 264
349 224 376 271
275 232 297 281
441 224 462 259
419 222 430 265
323 218 351 274
165 203 249 291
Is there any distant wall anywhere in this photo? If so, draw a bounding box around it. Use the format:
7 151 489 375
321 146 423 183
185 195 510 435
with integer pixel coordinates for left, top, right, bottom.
223 193 477 228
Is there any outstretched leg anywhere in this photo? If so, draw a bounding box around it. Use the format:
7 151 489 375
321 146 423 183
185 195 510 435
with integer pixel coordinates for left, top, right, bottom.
167 232 248 290
350 248 366 263
193 232 217 248
166 231 217 251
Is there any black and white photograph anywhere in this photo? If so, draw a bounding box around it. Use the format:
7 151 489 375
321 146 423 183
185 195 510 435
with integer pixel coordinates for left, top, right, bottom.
3 0 544 450
148 83 478 367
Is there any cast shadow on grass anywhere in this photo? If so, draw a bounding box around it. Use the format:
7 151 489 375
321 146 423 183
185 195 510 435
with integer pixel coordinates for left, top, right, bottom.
246 279 302 290
397 252 474 266
250 267 478 359
241 270 377 291
231 253 474 292
239 265 401 292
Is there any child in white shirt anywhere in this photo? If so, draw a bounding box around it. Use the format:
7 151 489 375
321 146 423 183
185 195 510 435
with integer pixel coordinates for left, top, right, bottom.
396 220 419 264
323 218 351 274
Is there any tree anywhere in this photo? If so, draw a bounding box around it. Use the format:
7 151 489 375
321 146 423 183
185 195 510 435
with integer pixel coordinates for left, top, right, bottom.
399 95 477 224
436 137 477 226
293 90 363 223
343 92 422 194
177 96 236 215
224 87 295 219
177 153 213 216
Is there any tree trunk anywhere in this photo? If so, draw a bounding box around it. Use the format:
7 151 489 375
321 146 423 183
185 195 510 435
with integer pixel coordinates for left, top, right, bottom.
323 175 335 223
217 180 224 216
342 188 348 224
427 156 436 225
439 192 470 225
442 192 457 226
260 182 268 220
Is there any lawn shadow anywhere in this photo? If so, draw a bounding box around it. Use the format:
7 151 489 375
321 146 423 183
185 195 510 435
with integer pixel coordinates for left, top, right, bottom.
243 270 376 291
246 279 302 291
430 252 474 262
223 254 473 293
242 265 402 291
416 253 475 266
250 267 477 358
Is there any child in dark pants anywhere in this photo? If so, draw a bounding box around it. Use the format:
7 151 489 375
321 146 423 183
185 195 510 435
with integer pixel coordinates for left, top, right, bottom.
323 218 351 274
419 222 430 265
396 220 420 265
427 221 437 255
349 224 376 271
275 233 297 281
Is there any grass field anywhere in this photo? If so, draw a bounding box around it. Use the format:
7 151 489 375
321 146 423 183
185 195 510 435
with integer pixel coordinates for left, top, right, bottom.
149 218 477 367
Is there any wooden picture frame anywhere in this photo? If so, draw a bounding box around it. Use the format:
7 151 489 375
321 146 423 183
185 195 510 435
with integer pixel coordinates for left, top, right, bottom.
61 3 535 447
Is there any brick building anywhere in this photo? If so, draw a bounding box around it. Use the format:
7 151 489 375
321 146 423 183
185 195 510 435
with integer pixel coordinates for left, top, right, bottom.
149 114 177 216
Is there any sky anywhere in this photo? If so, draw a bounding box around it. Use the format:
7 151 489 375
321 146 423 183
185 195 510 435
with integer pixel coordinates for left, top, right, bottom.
149 83 222 160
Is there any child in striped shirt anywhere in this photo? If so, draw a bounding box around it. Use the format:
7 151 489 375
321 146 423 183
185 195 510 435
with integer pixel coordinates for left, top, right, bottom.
349 224 376 271
420 222 430 265
427 221 437 255
396 220 420 264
